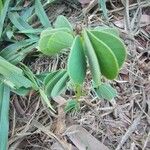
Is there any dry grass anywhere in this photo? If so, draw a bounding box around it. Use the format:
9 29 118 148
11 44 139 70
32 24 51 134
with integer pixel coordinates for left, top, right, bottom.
8 0 150 149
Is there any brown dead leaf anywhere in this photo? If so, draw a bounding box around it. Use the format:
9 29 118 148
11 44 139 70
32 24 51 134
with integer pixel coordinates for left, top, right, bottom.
64 125 110 150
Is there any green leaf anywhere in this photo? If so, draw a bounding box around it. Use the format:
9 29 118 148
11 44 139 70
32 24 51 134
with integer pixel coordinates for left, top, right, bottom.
0 0 11 37
43 70 59 85
0 39 38 62
87 30 119 80
44 70 66 97
39 89 55 112
13 87 30 96
54 15 73 31
39 31 74 56
94 83 117 100
68 36 87 85
64 99 80 113
0 56 32 89
83 30 101 87
0 0 3 12
93 27 119 37
8 12 37 39
90 30 126 68
35 0 51 28
19 63 39 90
0 83 10 150
51 72 69 98
40 28 71 38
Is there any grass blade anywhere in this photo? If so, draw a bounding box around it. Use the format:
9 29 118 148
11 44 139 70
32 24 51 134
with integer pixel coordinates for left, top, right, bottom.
0 0 11 37
0 82 10 150
8 12 37 38
35 0 51 28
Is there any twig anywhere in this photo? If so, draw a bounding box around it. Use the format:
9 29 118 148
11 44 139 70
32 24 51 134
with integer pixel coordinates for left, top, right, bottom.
116 113 142 150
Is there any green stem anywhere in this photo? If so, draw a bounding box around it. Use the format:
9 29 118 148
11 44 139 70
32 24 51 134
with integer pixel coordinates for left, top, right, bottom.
75 84 82 101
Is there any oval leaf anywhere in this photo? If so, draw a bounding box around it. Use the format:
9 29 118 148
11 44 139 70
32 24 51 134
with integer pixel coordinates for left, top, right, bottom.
51 72 69 98
54 15 73 31
68 36 87 85
95 83 117 100
91 30 126 68
39 31 74 56
93 27 119 37
87 31 119 80
83 30 101 87
40 28 71 38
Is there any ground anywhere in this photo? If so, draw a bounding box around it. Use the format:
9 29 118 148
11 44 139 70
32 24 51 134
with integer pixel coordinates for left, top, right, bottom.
9 1 150 150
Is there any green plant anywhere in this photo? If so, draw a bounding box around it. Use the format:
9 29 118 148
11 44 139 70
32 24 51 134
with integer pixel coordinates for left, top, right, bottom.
0 0 56 149
39 15 127 112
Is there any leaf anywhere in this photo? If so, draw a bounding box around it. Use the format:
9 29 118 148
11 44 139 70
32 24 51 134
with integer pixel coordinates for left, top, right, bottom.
83 30 101 87
8 12 37 39
64 99 80 113
0 39 37 62
19 63 39 90
0 0 3 12
68 36 87 85
43 70 60 85
54 15 73 31
39 31 74 56
65 125 110 150
0 0 11 37
13 87 30 96
93 27 119 37
39 89 55 112
35 0 51 28
0 83 10 150
87 30 119 80
90 30 126 68
45 70 66 97
94 83 117 100
40 28 71 38
0 56 32 89
21 6 34 21
51 72 69 98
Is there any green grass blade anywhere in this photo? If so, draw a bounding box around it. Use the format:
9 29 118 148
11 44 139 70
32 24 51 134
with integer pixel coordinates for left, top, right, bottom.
0 56 32 89
0 0 3 12
0 39 37 59
8 12 37 38
0 0 11 37
0 83 10 150
35 0 51 28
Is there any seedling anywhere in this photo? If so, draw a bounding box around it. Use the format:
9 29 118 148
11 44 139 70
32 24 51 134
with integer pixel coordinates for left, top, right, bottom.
39 15 127 112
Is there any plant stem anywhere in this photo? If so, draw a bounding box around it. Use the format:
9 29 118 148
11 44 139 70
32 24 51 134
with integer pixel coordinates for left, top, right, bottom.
75 84 82 101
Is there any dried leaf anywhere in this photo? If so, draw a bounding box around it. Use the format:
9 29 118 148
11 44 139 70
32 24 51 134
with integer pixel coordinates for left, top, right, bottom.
65 125 110 150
